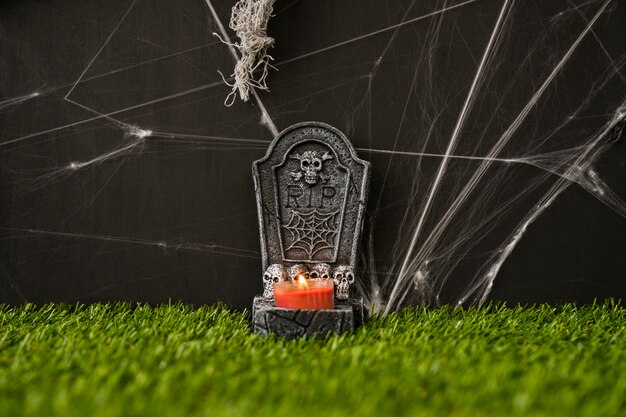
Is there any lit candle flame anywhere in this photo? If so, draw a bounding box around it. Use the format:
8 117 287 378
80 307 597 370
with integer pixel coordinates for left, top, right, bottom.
297 274 309 289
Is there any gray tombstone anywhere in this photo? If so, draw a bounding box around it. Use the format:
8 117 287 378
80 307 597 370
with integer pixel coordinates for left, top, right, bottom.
252 122 370 338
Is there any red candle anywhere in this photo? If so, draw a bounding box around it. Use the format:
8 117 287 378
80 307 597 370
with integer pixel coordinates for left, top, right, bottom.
274 277 334 310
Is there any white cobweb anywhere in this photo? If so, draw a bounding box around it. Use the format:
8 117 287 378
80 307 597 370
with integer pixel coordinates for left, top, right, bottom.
0 0 624 309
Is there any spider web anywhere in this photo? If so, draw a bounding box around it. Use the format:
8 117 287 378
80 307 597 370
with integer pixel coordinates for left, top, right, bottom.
283 209 339 260
0 0 624 309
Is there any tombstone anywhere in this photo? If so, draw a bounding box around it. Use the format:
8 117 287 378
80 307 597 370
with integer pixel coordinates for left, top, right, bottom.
251 121 370 338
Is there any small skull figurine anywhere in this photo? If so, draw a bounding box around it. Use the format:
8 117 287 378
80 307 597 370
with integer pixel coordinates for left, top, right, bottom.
309 263 332 280
333 265 355 300
262 264 288 299
289 264 309 281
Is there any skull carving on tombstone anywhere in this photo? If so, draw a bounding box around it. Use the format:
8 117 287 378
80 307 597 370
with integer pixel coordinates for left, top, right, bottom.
262 264 288 299
289 151 333 185
289 264 309 281
309 263 332 280
333 265 355 300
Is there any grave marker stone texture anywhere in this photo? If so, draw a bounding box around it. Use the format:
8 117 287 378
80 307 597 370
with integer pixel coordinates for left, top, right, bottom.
252 122 370 337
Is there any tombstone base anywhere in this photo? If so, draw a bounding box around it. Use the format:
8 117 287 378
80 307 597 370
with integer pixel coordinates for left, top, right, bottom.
252 295 365 338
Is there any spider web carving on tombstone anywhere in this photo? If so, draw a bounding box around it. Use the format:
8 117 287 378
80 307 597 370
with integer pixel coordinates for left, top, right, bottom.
283 209 340 260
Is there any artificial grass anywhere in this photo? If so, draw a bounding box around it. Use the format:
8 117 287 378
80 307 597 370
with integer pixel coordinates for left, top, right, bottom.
0 302 624 417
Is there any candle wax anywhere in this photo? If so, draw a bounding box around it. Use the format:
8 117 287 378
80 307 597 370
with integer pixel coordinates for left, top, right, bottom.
274 279 334 310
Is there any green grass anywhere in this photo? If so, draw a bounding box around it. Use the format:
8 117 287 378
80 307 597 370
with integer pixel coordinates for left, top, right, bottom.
0 302 624 417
